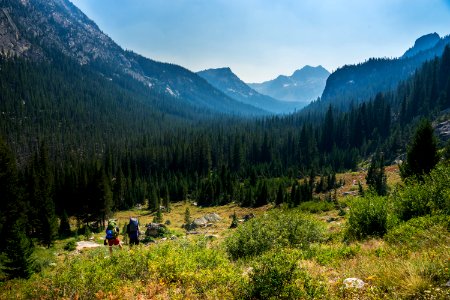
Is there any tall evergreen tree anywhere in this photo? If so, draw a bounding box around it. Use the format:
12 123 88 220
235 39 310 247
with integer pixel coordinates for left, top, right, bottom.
401 119 439 180
0 137 20 243
275 184 284 206
366 152 388 196
0 138 33 279
3 218 34 279
93 168 113 228
28 145 58 248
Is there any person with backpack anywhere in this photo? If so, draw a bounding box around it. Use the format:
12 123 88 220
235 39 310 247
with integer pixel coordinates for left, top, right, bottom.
104 219 122 254
126 217 140 246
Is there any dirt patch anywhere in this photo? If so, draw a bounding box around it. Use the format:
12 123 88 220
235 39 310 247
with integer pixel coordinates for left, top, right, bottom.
76 241 102 251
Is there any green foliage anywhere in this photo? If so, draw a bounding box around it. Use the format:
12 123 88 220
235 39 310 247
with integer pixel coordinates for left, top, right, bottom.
385 215 450 250
400 119 439 180
366 152 388 196
393 163 450 221
58 210 71 238
242 249 327 300
345 194 389 240
2 219 34 279
153 207 163 223
9 239 241 299
230 211 238 228
308 244 361 266
225 209 324 260
64 240 77 252
298 200 335 213
184 207 191 226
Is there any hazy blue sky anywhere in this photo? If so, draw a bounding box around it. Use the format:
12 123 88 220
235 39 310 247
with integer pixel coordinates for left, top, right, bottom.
70 0 450 82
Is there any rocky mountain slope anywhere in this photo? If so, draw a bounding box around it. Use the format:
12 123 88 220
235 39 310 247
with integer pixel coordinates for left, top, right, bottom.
0 0 265 116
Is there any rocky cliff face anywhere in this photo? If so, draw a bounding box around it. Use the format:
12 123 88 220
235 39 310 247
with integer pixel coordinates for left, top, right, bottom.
0 0 149 83
0 6 42 59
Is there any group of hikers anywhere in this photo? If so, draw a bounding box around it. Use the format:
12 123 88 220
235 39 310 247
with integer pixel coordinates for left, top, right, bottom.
104 217 140 254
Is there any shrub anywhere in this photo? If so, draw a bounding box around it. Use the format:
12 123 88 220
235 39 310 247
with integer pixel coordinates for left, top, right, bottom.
298 200 334 213
394 163 450 221
345 194 389 240
64 239 77 251
225 209 324 260
241 250 327 299
385 215 450 249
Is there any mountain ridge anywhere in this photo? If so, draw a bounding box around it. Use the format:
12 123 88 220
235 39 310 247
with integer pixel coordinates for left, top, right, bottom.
248 65 330 104
197 67 304 114
303 33 450 113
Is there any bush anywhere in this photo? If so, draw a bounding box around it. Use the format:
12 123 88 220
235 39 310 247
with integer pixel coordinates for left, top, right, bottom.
225 209 324 260
241 250 327 299
298 200 334 213
64 239 77 251
385 215 450 249
394 163 450 221
345 194 389 240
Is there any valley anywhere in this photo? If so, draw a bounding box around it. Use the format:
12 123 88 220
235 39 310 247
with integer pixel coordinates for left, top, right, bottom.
0 0 449 299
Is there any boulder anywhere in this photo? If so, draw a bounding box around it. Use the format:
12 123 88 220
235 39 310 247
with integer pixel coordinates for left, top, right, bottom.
343 278 365 289
243 213 255 221
145 223 167 238
190 213 222 228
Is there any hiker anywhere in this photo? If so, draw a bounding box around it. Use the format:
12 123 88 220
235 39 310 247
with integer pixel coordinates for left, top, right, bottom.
127 217 140 246
104 219 122 254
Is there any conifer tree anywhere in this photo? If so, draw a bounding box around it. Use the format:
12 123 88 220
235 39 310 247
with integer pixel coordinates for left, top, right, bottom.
0 138 33 279
366 152 387 196
401 119 439 180
3 218 34 279
58 210 71 238
148 185 159 212
275 184 284 206
94 168 113 228
0 137 20 243
31 145 58 248
255 180 269 207
184 207 191 226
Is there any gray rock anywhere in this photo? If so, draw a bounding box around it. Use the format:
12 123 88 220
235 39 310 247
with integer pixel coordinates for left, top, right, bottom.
145 223 167 237
343 278 365 289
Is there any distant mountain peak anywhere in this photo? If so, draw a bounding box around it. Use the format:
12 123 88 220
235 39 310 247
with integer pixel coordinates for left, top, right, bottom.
248 65 330 103
197 67 304 113
291 65 330 80
402 33 441 58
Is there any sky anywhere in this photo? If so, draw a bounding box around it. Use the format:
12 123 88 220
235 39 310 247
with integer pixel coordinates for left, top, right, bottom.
70 0 450 83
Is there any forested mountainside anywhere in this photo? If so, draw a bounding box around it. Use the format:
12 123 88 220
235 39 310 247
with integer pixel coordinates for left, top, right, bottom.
304 33 450 114
0 0 265 116
197 67 302 114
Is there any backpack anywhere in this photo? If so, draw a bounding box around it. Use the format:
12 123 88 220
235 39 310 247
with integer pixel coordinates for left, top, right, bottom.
106 220 119 239
129 218 139 233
